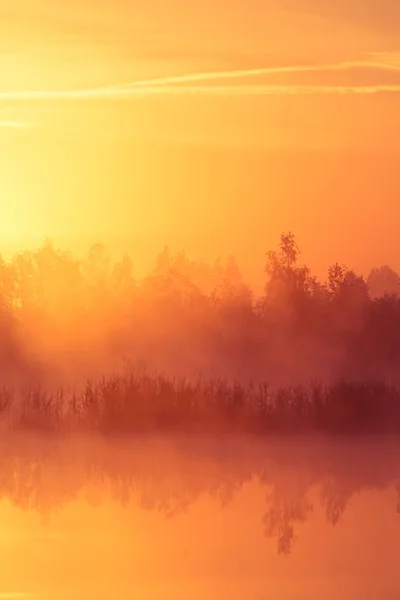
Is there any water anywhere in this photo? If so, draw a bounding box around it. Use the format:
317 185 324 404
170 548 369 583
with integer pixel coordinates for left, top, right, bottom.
1 434 400 599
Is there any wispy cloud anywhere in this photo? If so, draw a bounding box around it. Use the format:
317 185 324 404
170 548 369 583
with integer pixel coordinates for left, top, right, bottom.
1 84 399 102
109 58 400 89
1 57 400 102
0 121 29 128
0 594 33 599
142 83 400 96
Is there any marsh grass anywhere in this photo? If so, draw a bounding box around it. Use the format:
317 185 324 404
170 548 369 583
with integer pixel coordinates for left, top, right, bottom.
1 367 400 435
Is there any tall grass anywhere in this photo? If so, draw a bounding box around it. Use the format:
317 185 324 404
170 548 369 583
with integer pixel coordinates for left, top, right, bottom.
2 367 400 435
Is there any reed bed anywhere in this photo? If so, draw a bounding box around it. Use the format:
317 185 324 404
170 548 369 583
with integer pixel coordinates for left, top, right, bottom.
1 368 400 435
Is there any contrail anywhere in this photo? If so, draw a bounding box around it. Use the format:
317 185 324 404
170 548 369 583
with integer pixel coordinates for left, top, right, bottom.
0 58 399 102
106 58 400 91
1 84 400 102
106 83 400 97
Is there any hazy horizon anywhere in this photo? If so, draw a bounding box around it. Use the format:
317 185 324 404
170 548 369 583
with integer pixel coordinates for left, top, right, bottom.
1 1 400 286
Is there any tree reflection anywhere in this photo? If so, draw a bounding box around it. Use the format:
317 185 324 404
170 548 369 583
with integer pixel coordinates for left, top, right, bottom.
0 436 399 555
263 491 313 555
396 481 400 514
319 477 351 526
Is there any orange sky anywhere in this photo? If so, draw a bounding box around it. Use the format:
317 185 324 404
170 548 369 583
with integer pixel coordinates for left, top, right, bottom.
1 0 400 285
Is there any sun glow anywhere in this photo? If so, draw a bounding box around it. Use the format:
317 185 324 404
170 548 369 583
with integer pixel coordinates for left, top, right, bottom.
0 149 47 249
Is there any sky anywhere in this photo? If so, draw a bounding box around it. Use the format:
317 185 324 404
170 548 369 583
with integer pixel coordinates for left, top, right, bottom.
1 0 400 284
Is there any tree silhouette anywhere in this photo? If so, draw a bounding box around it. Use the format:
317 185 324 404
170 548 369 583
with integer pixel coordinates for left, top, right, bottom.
367 266 400 298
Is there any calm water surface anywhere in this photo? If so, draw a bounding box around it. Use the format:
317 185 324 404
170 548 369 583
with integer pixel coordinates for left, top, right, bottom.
1 435 400 599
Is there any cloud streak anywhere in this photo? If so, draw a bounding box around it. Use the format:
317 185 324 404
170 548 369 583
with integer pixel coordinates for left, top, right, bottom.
0 121 29 128
154 83 400 96
1 84 400 102
1 58 400 102
109 58 400 90
0 594 33 599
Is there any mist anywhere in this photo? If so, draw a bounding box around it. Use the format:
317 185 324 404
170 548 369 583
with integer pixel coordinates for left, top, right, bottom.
0 232 399 388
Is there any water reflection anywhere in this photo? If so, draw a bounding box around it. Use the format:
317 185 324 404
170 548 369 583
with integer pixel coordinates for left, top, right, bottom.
1 434 400 555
